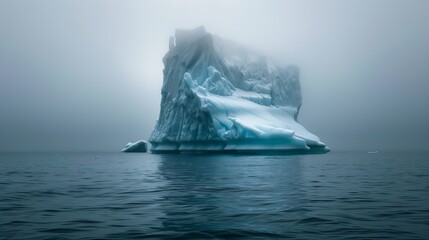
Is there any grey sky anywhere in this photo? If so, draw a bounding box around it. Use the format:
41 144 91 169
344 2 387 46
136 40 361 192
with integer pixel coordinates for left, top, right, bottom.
1 0 428 152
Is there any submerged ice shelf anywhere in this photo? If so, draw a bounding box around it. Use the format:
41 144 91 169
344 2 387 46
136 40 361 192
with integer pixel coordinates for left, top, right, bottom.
149 26 328 153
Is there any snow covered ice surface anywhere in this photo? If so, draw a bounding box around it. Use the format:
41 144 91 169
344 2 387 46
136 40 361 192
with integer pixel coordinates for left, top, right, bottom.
122 140 148 152
149 26 328 153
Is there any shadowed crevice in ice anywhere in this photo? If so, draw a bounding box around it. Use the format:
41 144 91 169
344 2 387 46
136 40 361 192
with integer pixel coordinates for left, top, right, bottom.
149 26 328 153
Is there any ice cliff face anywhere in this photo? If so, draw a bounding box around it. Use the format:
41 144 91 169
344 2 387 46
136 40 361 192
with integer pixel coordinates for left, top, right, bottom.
149 26 328 153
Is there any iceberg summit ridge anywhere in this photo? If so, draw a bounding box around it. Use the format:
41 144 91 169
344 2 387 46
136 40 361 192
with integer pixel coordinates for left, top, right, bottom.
149 26 328 153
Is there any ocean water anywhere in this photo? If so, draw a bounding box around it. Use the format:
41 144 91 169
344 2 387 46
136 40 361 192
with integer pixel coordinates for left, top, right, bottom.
0 152 428 239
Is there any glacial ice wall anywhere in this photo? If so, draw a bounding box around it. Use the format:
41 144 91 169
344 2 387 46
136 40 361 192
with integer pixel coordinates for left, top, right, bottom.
149 26 328 153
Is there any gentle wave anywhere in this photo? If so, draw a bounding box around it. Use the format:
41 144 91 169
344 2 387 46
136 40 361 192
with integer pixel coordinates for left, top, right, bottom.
0 152 428 239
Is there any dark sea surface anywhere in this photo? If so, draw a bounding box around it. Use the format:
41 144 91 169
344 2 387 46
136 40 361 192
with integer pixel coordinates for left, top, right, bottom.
0 152 428 239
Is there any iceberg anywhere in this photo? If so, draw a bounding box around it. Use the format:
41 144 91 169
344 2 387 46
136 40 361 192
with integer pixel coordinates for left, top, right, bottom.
122 140 148 152
149 26 328 153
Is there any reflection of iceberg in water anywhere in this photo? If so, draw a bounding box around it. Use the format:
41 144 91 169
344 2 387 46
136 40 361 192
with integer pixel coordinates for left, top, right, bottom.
149 27 328 153
153 154 308 236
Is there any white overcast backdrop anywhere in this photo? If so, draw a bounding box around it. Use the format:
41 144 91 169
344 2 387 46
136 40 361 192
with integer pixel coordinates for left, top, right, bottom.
0 0 428 151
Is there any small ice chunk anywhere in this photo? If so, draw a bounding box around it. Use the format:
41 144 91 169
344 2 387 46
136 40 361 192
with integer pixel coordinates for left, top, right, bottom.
367 151 379 154
122 140 148 152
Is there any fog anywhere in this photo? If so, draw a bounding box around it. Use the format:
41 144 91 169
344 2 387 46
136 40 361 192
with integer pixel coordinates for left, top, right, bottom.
1 0 428 152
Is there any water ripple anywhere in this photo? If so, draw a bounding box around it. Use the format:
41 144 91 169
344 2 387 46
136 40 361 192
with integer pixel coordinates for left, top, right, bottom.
0 152 428 239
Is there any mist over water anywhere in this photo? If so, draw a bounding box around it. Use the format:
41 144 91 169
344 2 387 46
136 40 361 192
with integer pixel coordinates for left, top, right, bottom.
0 0 429 152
